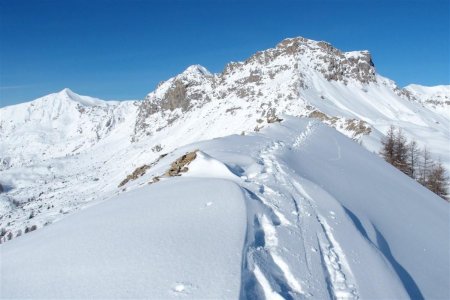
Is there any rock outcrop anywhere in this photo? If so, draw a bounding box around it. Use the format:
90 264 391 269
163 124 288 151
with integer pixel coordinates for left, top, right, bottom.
164 151 197 177
132 37 379 140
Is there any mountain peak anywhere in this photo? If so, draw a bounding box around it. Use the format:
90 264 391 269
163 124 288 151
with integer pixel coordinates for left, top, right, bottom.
275 36 314 47
59 87 74 94
182 64 211 76
275 36 372 58
58 88 79 100
221 36 377 84
55 88 107 107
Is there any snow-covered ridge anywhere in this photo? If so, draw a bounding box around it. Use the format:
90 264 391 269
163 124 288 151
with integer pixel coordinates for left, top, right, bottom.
405 83 450 96
57 87 116 106
1 117 448 299
405 84 450 118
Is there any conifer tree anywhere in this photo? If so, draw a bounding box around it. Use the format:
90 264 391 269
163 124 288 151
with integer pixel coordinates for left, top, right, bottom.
380 125 396 164
427 160 448 200
418 147 433 186
406 140 420 179
380 126 449 200
393 128 408 174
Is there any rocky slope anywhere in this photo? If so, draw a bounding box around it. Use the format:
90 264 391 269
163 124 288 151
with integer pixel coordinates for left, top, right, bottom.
132 37 449 164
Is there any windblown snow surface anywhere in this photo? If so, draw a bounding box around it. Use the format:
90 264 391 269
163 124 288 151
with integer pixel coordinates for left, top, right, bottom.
1 117 448 299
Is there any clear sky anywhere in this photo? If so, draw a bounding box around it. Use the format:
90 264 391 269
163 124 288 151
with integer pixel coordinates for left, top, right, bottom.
0 0 449 107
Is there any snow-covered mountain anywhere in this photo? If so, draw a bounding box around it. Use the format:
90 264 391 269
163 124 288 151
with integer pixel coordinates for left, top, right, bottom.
405 84 450 118
0 88 137 168
0 37 449 299
132 37 449 167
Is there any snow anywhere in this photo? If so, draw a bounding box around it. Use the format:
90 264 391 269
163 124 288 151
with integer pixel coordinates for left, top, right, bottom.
0 36 449 299
344 50 370 59
1 117 448 299
59 88 114 106
0 178 247 299
405 84 450 118
184 64 212 76
405 84 450 96
184 151 239 180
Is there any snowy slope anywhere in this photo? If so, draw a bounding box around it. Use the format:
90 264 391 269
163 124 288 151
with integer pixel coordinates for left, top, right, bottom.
0 88 137 168
405 84 450 118
0 89 140 241
1 117 448 299
1 178 246 299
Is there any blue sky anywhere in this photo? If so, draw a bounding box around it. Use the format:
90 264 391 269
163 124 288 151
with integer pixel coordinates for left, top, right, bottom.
0 0 449 106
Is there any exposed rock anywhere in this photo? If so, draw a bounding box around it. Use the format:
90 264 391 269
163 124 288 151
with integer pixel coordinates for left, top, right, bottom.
118 153 167 187
0 183 3 193
225 107 242 114
265 107 283 123
152 144 163 153
345 119 372 137
118 165 150 187
424 98 450 106
222 61 244 76
237 71 263 85
254 125 263 132
308 110 339 124
164 151 198 177
25 225 37 233
159 80 190 111
267 115 283 123
133 66 214 139
150 176 160 184
307 108 371 138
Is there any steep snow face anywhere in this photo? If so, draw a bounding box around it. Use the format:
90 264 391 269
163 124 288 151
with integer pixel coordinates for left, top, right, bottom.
1 117 448 299
405 84 450 118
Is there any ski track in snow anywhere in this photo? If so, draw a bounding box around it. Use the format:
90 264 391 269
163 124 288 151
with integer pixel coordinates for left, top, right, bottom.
292 121 317 149
241 121 359 299
317 216 359 300
240 137 306 299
